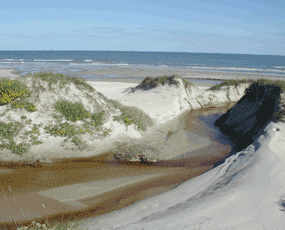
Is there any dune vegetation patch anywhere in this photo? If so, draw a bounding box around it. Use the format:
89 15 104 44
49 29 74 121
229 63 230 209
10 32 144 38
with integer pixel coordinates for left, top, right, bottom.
21 71 96 93
125 74 195 92
207 78 252 91
0 77 35 112
109 98 154 131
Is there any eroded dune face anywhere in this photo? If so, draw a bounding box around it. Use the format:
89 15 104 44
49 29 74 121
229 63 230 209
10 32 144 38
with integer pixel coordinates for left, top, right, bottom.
214 83 282 151
177 78 251 110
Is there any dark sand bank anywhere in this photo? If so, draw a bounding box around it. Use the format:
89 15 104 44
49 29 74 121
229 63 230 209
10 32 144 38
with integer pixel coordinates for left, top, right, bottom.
0 106 233 229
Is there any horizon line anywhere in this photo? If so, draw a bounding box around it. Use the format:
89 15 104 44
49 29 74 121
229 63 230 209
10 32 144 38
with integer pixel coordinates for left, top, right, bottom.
0 50 283 56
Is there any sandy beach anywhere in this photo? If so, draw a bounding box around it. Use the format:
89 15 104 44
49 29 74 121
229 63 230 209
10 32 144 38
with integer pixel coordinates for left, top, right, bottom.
73 67 285 82
0 68 22 80
0 68 284 229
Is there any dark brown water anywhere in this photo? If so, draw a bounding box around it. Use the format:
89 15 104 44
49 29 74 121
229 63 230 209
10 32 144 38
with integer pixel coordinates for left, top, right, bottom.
0 105 233 230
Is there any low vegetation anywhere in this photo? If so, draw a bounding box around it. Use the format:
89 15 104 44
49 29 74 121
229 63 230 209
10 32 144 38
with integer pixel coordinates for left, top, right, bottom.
124 74 194 92
110 98 154 131
207 78 252 91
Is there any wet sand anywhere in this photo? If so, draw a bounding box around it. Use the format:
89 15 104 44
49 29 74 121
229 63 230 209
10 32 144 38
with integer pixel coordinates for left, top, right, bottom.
0 106 233 229
0 68 22 81
74 67 285 83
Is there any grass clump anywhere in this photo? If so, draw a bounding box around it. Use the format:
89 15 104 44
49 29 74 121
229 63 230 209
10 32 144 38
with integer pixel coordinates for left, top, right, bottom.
54 101 91 123
109 99 154 131
0 121 30 155
10 99 37 112
0 78 36 113
126 74 194 92
0 120 44 155
28 72 96 93
250 78 285 89
0 78 30 105
52 100 106 133
207 78 251 91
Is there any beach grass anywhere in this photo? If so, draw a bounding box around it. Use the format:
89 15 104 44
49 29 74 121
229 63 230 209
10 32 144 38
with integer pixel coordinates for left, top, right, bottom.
207 78 251 91
124 74 195 92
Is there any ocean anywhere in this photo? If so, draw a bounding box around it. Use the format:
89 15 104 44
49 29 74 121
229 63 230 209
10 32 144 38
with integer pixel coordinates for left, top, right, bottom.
0 51 284 80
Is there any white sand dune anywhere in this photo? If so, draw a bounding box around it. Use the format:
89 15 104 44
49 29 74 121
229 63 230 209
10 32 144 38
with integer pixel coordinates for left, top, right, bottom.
0 74 249 163
76 122 285 230
1 71 284 229
71 81 285 230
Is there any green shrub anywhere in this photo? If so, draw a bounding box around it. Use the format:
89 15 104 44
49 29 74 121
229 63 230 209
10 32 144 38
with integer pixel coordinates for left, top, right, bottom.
30 71 95 93
70 136 88 150
44 122 78 137
113 104 154 131
35 72 66 82
0 79 30 105
32 140 43 145
109 98 154 131
0 141 29 155
0 121 31 155
10 99 37 112
54 100 90 122
0 77 38 114
89 111 104 126
0 122 22 141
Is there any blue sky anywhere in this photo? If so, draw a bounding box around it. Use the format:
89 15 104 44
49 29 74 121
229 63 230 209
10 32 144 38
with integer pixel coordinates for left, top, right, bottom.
1 0 284 55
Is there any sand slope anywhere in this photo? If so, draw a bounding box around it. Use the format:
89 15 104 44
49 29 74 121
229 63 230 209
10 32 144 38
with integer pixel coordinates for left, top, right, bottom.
76 122 285 230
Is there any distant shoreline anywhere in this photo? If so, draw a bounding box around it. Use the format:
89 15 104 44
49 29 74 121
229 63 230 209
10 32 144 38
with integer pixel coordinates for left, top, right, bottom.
72 67 285 82
0 67 284 87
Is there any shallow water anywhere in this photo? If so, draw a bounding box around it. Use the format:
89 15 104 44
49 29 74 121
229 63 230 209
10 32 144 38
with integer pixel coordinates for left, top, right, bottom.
0 105 234 229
